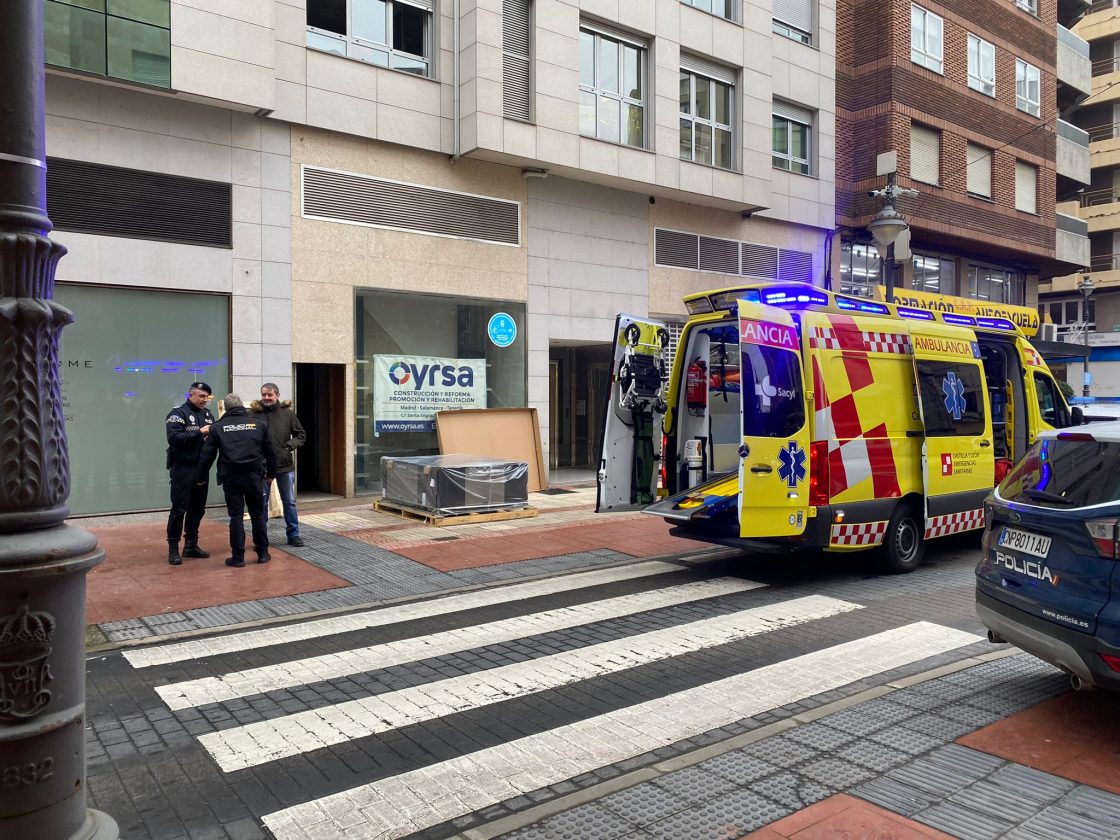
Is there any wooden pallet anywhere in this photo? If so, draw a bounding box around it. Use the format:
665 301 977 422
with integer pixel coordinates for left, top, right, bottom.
373 499 539 527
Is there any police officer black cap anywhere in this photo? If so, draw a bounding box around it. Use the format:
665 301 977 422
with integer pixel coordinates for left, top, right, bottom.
189 381 212 395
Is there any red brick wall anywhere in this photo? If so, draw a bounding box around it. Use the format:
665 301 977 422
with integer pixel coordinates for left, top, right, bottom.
836 0 1057 260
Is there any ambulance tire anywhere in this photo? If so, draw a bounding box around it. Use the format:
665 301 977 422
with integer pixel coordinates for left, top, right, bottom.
882 503 925 574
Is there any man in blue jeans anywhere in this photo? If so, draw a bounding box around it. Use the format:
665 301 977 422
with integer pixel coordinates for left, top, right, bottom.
249 383 307 547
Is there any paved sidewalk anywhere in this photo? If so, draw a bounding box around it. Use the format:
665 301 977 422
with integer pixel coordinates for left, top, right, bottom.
82 485 710 645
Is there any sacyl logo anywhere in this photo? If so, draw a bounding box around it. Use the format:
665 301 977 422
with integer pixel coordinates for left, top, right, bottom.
389 362 476 390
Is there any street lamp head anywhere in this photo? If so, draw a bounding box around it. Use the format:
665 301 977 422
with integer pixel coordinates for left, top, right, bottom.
1079 274 1095 299
867 211 909 261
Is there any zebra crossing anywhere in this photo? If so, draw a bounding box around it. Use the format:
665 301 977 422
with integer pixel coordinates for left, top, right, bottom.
121 558 986 840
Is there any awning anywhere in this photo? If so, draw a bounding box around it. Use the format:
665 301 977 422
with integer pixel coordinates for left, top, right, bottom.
1033 339 1088 362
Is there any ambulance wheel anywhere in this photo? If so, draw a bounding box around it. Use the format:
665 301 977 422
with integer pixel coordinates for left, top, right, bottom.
882 504 925 574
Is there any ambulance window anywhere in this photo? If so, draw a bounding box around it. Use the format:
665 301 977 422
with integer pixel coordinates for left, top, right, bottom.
1033 372 1070 427
741 345 805 437
915 361 986 436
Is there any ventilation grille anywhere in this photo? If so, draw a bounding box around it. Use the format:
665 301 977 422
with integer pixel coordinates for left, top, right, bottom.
503 0 532 121
656 229 813 284
302 166 520 245
665 320 685 371
46 157 231 247
655 229 699 269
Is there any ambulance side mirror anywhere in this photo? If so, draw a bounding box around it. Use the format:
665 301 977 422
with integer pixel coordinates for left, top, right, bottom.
1072 406 1084 426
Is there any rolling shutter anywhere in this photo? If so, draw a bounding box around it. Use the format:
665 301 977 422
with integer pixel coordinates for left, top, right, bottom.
302 166 520 245
1015 161 1036 213
502 0 532 122
773 0 813 36
910 124 940 185
46 157 231 247
966 143 991 198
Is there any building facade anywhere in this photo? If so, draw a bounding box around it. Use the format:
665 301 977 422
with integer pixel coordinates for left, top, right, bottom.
40 0 837 512
836 0 1089 317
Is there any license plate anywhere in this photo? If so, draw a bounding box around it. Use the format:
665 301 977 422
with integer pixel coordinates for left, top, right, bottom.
998 527 1051 558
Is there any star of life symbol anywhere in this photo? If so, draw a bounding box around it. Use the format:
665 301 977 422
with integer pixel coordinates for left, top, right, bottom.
942 372 966 420
778 440 806 488
941 452 953 476
755 375 777 408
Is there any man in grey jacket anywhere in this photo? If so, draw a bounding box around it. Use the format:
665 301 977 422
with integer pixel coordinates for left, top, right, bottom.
249 383 307 546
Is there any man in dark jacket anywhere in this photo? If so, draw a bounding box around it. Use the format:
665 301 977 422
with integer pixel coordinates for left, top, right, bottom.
197 393 278 567
165 381 216 566
249 382 307 547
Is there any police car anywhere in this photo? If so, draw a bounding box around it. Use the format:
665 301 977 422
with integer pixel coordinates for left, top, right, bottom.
977 420 1120 691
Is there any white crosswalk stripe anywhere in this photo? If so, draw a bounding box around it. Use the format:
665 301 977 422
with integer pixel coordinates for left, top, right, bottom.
155 577 766 710
260 622 982 840
198 594 862 771
124 561 686 669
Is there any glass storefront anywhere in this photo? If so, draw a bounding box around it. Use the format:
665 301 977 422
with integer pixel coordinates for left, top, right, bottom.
56 284 230 515
354 289 527 494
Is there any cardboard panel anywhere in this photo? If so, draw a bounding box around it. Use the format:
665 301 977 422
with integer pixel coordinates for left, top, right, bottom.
436 408 546 492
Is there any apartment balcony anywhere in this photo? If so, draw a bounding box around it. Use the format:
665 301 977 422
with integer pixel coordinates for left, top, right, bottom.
1057 25 1092 110
1058 120 1092 196
1078 188 1120 236
1057 209 1091 268
1079 2 1120 42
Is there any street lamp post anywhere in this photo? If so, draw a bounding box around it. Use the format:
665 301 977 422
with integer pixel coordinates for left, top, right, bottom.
0 2 118 838
1079 274 1095 398
868 172 918 304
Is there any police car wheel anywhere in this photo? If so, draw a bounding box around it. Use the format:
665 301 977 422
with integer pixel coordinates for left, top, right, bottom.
883 504 925 574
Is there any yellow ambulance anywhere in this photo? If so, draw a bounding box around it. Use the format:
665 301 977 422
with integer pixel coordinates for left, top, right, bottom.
596 281 1082 572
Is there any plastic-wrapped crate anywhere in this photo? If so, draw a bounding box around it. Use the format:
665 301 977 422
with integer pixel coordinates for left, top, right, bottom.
381 454 529 515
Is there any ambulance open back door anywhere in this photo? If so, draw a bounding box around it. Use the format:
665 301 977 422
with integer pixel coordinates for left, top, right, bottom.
596 314 669 513
909 323 994 538
736 301 811 539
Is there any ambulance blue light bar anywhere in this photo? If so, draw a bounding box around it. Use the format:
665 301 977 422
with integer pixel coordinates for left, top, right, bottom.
942 313 977 327
975 316 1016 331
897 307 935 321
760 285 829 308
835 296 889 314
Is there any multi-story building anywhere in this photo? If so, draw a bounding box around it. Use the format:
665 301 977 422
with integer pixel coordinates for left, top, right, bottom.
1043 0 1120 394
40 0 837 514
835 0 1089 329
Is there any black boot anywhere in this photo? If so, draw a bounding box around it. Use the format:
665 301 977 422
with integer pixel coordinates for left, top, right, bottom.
183 538 210 559
255 545 271 564
168 541 183 566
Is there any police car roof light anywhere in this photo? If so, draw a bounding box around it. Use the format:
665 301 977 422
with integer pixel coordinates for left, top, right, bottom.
897 307 935 321
942 313 977 327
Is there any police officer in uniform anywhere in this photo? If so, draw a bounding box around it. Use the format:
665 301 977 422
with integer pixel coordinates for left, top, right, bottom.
165 381 216 566
197 393 277 567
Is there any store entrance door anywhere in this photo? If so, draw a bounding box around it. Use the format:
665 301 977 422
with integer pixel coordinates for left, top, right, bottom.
294 363 346 496
548 342 612 469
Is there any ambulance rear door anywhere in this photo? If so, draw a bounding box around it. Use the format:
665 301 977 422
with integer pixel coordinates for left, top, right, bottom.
737 301 811 538
909 324 994 534
596 314 669 512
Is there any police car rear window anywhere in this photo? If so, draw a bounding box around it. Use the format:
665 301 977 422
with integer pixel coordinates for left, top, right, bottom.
1000 438 1120 508
741 344 805 438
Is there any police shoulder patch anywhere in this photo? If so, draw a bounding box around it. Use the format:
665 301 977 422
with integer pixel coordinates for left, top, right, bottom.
167 415 185 424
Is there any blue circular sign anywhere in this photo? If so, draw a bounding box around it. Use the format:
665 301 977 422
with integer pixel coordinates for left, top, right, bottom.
488 312 517 347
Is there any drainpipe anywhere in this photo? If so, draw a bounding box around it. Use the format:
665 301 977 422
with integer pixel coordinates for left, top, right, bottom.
451 0 460 162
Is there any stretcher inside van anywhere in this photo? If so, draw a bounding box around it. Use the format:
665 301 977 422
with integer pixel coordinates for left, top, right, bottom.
597 282 1081 573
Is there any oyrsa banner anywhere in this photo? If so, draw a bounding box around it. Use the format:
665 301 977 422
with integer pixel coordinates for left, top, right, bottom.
373 355 487 435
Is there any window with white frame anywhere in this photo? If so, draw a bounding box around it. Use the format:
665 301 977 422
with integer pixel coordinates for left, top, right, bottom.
911 5 943 73
1045 298 1095 337
579 25 647 148
772 102 812 175
1016 59 1040 116
967 34 995 96
681 0 735 20
967 143 992 198
773 0 812 44
910 123 940 185
680 59 735 170
1013 0 1038 16
839 242 880 298
1015 160 1037 213
969 264 1023 305
306 0 433 76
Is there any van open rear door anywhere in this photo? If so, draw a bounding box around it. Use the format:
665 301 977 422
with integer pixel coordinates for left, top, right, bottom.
909 324 994 536
736 301 811 538
596 314 669 512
